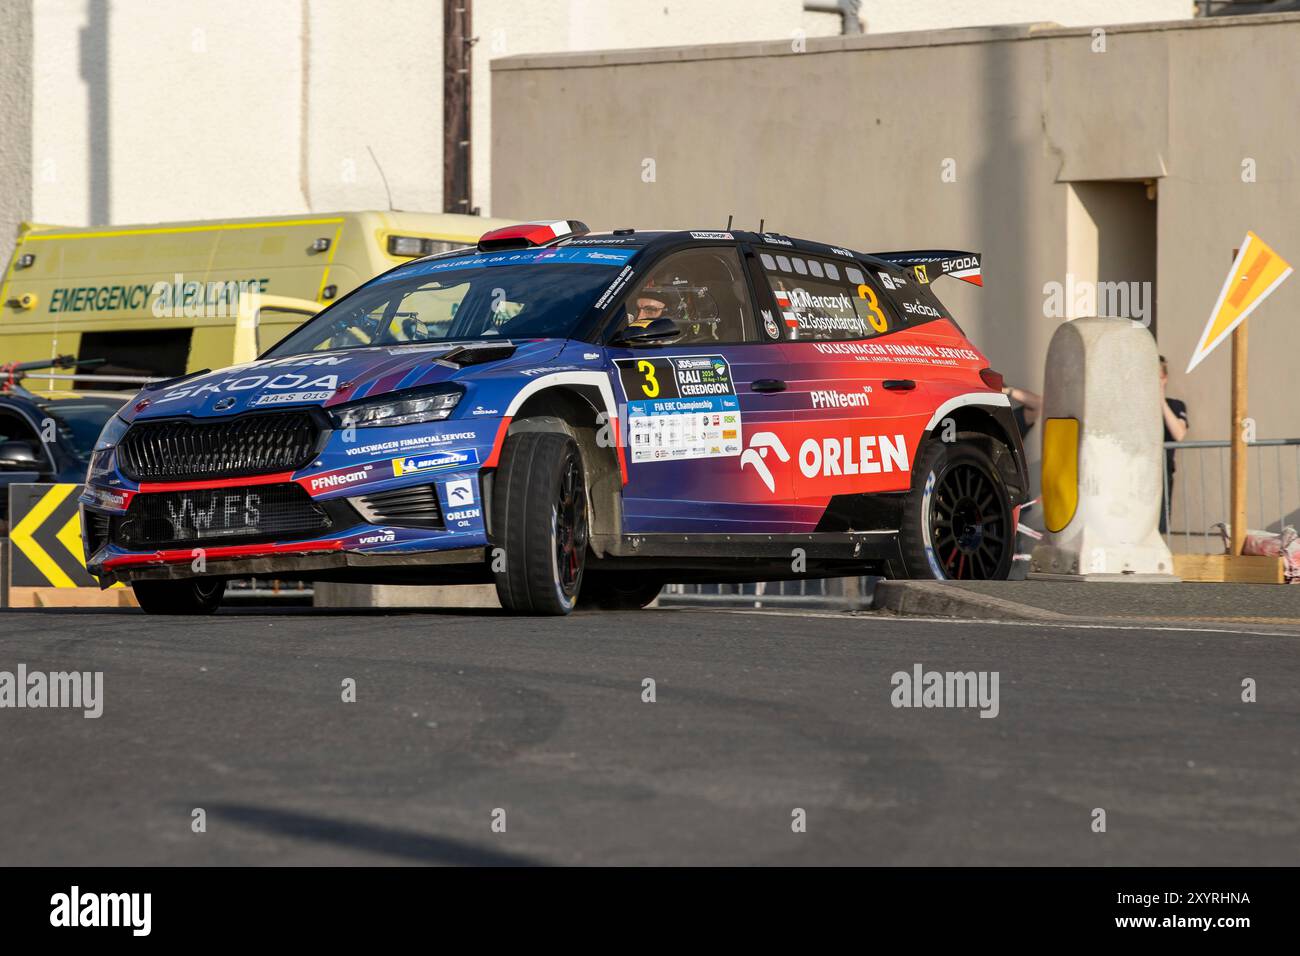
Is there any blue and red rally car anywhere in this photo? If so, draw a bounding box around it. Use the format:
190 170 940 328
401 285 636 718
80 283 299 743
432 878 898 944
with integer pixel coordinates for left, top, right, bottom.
81 220 1028 614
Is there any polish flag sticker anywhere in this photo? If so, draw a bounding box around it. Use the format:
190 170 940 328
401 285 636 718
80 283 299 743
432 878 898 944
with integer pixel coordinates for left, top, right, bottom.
774 291 798 327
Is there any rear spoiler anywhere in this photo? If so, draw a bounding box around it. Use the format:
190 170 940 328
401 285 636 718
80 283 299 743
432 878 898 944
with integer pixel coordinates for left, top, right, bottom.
869 250 982 287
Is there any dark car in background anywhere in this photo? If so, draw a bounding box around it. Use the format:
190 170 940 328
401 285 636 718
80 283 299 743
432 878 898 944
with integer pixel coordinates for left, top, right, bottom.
0 385 126 533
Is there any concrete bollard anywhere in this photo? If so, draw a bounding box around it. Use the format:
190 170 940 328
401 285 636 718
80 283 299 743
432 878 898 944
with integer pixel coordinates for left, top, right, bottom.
1030 317 1178 581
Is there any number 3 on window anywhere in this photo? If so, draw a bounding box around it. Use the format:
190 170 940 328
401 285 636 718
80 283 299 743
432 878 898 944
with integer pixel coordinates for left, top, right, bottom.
857 284 889 333
637 359 660 398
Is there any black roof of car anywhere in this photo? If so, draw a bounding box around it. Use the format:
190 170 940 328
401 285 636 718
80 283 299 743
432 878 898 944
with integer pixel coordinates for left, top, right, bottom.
557 228 912 273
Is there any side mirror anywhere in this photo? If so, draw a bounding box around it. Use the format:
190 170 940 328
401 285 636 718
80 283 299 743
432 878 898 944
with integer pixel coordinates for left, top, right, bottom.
0 440 40 469
611 317 682 347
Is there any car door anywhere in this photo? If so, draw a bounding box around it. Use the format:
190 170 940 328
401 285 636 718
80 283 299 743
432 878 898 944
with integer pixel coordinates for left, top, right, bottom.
0 403 56 531
605 244 794 534
749 247 935 532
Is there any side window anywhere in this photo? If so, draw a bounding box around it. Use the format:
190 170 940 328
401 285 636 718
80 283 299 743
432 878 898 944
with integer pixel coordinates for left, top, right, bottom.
614 247 754 345
758 251 896 342
0 409 44 462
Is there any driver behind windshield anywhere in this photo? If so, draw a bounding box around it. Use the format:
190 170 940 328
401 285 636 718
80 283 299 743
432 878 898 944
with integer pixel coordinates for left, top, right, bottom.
626 282 683 328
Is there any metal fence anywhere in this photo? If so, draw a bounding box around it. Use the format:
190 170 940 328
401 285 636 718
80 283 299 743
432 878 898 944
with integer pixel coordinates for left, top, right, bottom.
1163 438 1300 552
658 576 876 609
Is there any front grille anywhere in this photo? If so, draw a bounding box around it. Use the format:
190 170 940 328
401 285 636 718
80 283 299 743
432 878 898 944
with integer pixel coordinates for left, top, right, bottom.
115 483 330 548
118 411 319 481
353 484 444 530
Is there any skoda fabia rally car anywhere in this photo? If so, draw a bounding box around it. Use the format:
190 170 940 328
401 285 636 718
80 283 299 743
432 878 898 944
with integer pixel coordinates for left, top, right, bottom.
81 220 1029 615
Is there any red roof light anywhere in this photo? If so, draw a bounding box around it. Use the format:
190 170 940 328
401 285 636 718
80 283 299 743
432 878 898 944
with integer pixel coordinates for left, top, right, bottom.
478 220 590 251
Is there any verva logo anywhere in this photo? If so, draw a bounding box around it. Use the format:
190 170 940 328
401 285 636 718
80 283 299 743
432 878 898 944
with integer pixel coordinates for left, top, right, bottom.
798 435 908 477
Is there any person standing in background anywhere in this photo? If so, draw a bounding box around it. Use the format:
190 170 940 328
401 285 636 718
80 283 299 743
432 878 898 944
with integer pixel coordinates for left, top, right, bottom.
1159 355 1189 534
1002 384 1043 440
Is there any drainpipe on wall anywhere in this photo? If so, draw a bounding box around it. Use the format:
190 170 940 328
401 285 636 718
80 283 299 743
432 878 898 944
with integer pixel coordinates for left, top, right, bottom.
804 0 863 35
443 0 475 215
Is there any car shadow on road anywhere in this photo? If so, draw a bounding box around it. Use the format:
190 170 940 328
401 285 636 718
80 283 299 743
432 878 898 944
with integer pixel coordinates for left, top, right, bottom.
207 803 545 866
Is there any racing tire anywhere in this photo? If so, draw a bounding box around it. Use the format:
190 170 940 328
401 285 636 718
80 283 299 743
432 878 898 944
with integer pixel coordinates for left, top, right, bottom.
577 571 664 610
490 430 589 615
898 438 1014 581
132 578 226 615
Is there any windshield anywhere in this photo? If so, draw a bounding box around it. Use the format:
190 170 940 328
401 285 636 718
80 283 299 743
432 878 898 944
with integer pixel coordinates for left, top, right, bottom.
265 246 638 358
39 398 124 462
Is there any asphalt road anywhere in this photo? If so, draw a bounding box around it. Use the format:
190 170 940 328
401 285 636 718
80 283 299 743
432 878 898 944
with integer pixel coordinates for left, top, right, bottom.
1 606 1297 866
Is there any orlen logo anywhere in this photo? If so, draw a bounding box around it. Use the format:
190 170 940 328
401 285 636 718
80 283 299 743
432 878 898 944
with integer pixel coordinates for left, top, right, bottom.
739 432 790 493
798 435 908 477
309 465 372 492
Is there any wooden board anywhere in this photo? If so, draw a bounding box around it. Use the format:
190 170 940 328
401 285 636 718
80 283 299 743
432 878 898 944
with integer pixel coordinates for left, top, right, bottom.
7 587 139 609
1172 553 1285 584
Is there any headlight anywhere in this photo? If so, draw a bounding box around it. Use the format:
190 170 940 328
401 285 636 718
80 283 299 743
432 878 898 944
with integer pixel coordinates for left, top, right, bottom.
94 415 130 451
329 386 463 429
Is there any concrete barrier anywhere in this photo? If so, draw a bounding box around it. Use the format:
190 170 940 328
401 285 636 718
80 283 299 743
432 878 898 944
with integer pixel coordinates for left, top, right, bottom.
312 582 501 609
1031 318 1177 581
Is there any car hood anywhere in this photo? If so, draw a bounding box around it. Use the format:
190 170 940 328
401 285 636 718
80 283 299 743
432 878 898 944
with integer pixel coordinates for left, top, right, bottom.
128 339 566 421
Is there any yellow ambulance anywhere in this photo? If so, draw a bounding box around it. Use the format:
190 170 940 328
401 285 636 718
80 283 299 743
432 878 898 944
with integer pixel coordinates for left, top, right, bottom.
0 210 517 386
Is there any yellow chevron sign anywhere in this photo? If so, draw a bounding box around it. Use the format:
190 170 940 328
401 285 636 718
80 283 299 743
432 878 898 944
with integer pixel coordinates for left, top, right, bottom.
1187 232 1294 373
8 483 121 589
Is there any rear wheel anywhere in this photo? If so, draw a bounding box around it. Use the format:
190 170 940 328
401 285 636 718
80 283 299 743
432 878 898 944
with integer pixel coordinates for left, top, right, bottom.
491 430 589 615
578 571 664 610
898 439 1014 581
132 578 225 615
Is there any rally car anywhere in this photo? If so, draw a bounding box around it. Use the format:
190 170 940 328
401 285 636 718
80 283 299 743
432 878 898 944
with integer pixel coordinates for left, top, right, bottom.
81 220 1029 615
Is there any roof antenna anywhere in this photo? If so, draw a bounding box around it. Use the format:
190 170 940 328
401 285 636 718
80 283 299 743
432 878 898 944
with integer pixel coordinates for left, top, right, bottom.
367 145 396 211
726 214 733 230
758 218 765 235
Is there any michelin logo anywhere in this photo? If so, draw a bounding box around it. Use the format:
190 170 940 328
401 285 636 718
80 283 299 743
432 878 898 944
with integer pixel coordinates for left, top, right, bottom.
392 448 480 477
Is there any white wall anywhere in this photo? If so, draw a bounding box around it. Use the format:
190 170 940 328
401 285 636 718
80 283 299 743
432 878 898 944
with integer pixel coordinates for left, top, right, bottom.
0 0 33 249
33 0 306 225
303 0 444 214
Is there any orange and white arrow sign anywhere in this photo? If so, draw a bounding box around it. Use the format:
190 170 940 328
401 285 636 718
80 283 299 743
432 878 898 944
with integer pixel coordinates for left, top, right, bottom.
1187 231 1293 373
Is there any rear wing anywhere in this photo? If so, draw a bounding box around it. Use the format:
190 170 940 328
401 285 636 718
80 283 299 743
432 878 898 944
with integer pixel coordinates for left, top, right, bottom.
869 250 982 287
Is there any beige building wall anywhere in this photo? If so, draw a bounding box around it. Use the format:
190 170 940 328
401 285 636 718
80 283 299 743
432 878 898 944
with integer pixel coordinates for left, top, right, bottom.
859 0 1193 33
491 14 1300 463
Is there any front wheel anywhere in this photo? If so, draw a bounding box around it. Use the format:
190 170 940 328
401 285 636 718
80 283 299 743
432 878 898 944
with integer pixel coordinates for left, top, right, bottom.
490 430 589 615
132 578 225 615
898 439 1014 581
